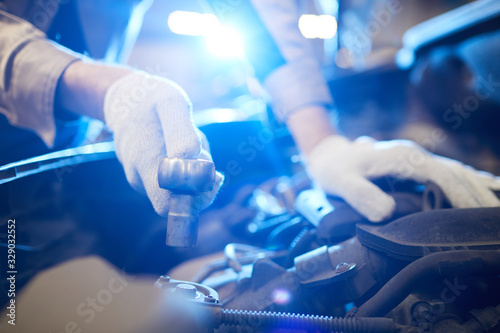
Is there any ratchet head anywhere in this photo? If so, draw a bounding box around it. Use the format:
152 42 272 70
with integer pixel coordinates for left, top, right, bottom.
158 158 216 247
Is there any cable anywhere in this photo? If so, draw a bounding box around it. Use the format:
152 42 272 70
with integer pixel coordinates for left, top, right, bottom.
220 309 396 332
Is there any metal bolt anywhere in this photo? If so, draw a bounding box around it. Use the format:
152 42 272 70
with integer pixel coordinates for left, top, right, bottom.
335 262 351 273
174 283 198 298
412 302 434 323
158 275 171 283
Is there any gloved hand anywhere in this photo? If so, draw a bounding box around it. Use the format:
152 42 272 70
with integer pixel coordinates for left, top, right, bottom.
307 135 500 222
104 71 223 215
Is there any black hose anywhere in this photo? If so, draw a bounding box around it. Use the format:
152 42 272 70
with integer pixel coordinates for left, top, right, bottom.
285 227 314 267
220 309 396 332
356 250 500 318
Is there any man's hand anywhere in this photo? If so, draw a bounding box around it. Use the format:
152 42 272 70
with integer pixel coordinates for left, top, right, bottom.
234 0 500 223
307 135 500 222
56 62 222 215
103 72 223 215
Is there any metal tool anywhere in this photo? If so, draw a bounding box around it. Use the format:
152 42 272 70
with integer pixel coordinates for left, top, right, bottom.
158 158 216 247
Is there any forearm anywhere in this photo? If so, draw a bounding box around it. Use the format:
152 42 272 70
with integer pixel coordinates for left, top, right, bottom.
286 105 337 156
55 60 132 121
239 1 336 153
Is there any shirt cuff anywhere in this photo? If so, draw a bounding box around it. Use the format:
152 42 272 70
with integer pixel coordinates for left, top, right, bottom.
264 59 333 122
9 39 81 147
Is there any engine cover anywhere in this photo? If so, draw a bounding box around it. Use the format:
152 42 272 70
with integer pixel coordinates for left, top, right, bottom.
357 207 500 260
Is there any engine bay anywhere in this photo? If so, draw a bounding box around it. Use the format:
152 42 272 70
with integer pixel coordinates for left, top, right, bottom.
1 138 499 332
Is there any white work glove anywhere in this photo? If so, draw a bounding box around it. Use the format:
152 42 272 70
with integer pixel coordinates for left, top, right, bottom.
307 135 500 222
104 72 223 216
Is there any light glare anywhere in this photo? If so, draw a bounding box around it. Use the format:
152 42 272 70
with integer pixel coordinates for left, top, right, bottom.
206 27 244 58
167 11 221 36
272 289 292 305
299 14 337 39
168 11 243 58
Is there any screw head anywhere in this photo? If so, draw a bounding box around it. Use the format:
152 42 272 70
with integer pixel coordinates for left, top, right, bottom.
335 262 351 273
412 302 434 323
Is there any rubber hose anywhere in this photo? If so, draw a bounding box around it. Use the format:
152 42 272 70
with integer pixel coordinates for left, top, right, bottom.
220 309 396 332
355 250 500 318
285 227 314 268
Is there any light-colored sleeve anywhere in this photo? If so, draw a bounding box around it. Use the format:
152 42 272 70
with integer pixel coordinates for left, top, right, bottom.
0 10 82 147
249 0 333 121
